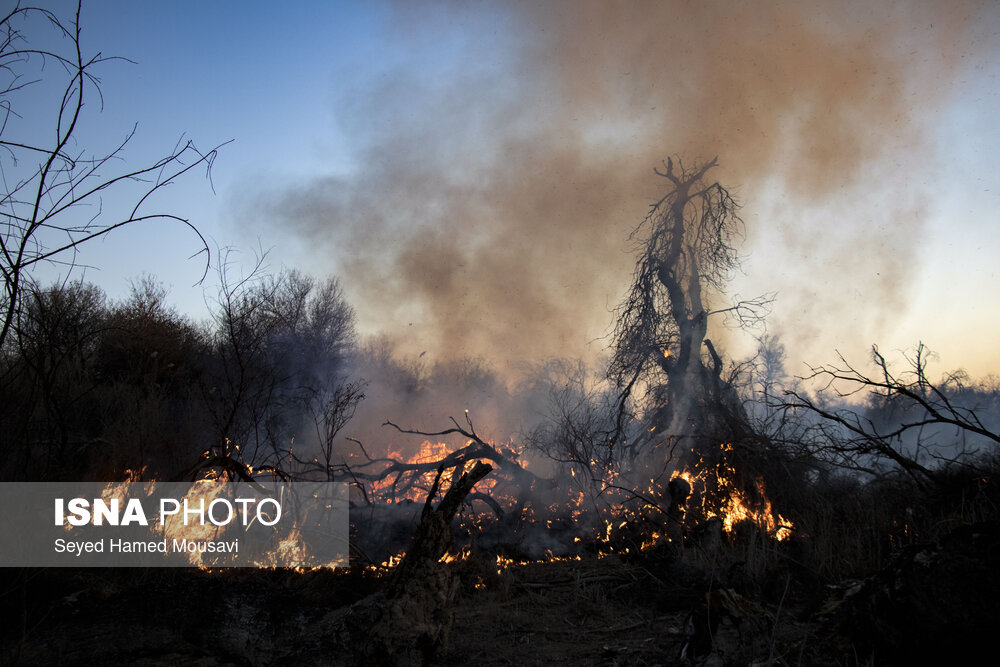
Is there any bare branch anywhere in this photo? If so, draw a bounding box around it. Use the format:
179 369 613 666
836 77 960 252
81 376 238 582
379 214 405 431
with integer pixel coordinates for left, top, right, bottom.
783 343 999 487
0 2 226 349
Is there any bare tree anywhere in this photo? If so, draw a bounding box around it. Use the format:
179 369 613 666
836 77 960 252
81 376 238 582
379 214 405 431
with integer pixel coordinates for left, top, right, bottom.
307 381 366 481
523 359 628 492
199 251 362 478
784 343 1000 488
0 2 223 350
609 157 772 455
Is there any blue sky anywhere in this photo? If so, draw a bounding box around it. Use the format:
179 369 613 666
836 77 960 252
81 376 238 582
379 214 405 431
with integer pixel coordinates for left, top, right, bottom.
16 1 1000 381
57 1 386 289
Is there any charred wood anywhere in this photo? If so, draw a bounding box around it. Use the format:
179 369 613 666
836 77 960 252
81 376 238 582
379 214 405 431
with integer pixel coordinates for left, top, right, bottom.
321 461 493 666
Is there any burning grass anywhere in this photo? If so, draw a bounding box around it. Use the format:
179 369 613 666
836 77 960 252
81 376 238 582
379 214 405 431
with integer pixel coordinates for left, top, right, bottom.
346 426 798 573
671 443 794 542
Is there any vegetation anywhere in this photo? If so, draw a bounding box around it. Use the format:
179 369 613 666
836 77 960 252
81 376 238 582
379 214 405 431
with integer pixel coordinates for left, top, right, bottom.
2 3 998 665
0 268 359 482
0 2 223 351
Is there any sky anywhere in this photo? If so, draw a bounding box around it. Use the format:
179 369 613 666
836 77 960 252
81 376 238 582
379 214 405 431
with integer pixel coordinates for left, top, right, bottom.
13 0 1000 384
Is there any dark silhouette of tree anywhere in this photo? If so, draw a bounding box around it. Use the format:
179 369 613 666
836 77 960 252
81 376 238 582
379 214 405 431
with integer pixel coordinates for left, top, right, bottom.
0 277 213 480
785 343 1000 489
200 253 361 477
0 2 223 351
0 280 106 478
0 257 365 481
609 157 771 456
95 276 209 478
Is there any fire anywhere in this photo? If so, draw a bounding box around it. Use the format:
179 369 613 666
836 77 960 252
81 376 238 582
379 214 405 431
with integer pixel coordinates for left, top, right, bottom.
670 443 794 541
380 552 405 569
154 430 795 572
368 439 499 504
439 546 472 564
274 528 310 564
496 554 514 574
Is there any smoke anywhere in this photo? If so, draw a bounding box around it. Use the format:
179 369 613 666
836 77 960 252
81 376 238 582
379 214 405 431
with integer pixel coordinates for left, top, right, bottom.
253 0 989 376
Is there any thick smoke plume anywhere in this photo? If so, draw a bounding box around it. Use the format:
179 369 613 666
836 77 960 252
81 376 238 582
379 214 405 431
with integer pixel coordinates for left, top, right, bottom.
258 0 989 375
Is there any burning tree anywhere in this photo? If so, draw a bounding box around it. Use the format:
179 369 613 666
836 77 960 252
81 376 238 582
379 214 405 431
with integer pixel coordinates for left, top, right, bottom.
510 157 794 551
595 156 794 548
609 157 771 454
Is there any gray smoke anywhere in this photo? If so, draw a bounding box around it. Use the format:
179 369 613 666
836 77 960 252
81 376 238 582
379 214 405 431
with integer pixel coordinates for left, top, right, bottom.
248 0 990 377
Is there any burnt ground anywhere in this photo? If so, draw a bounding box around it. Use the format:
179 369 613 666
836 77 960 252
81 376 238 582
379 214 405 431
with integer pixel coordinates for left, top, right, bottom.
448 556 739 666
0 555 798 666
447 555 706 666
445 547 845 666
3 523 999 666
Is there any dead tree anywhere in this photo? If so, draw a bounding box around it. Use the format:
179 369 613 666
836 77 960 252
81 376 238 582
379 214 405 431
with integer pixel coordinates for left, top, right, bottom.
0 2 224 351
609 157 771 457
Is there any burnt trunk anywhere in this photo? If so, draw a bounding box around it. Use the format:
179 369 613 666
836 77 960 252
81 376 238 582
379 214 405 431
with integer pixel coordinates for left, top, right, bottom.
308 461 494 666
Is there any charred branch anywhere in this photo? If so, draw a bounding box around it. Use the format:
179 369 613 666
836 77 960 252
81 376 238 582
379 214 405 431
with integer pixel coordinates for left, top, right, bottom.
326 461 494 666
784 343 999 487
467 491 504 519
609 155 761 453
381 415 553 492
387 460 493 597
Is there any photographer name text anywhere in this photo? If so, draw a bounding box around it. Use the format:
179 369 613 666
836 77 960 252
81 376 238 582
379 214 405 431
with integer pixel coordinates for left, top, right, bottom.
54 537 239 556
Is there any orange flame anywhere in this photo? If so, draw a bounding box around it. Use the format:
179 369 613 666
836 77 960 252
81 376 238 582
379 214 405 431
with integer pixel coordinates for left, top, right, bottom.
670 443 793 541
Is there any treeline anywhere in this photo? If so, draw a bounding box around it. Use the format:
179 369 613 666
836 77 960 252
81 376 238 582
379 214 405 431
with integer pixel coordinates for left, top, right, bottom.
4 268 1000 584
0 271 358 482
0 268 568 484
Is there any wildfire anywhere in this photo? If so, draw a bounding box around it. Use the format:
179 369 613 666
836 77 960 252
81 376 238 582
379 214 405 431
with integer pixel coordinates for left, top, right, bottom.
380 552 405 569
369 439 500 504
123 466 147 482
496 554 515 574
149 431 795 573
439 546 472 564
670 443 794 542
273 528 310 565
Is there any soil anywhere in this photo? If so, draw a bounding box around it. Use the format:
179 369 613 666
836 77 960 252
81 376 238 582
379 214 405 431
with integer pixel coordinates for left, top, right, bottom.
0 552 828 666
4 523 999 666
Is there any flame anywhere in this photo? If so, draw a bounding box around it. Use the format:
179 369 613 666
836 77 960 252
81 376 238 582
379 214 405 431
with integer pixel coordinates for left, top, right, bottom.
274 528 310 564
380 552 405 569
670 443 794 541
496 554 515 574
439 546 472 564
130 425 796 571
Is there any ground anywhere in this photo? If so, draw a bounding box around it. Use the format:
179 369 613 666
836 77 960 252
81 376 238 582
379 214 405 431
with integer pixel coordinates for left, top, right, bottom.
0 552 825 666
5 522 999 665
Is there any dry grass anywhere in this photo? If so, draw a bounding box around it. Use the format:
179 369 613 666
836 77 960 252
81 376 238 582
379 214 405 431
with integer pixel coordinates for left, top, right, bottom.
446 557 691 666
